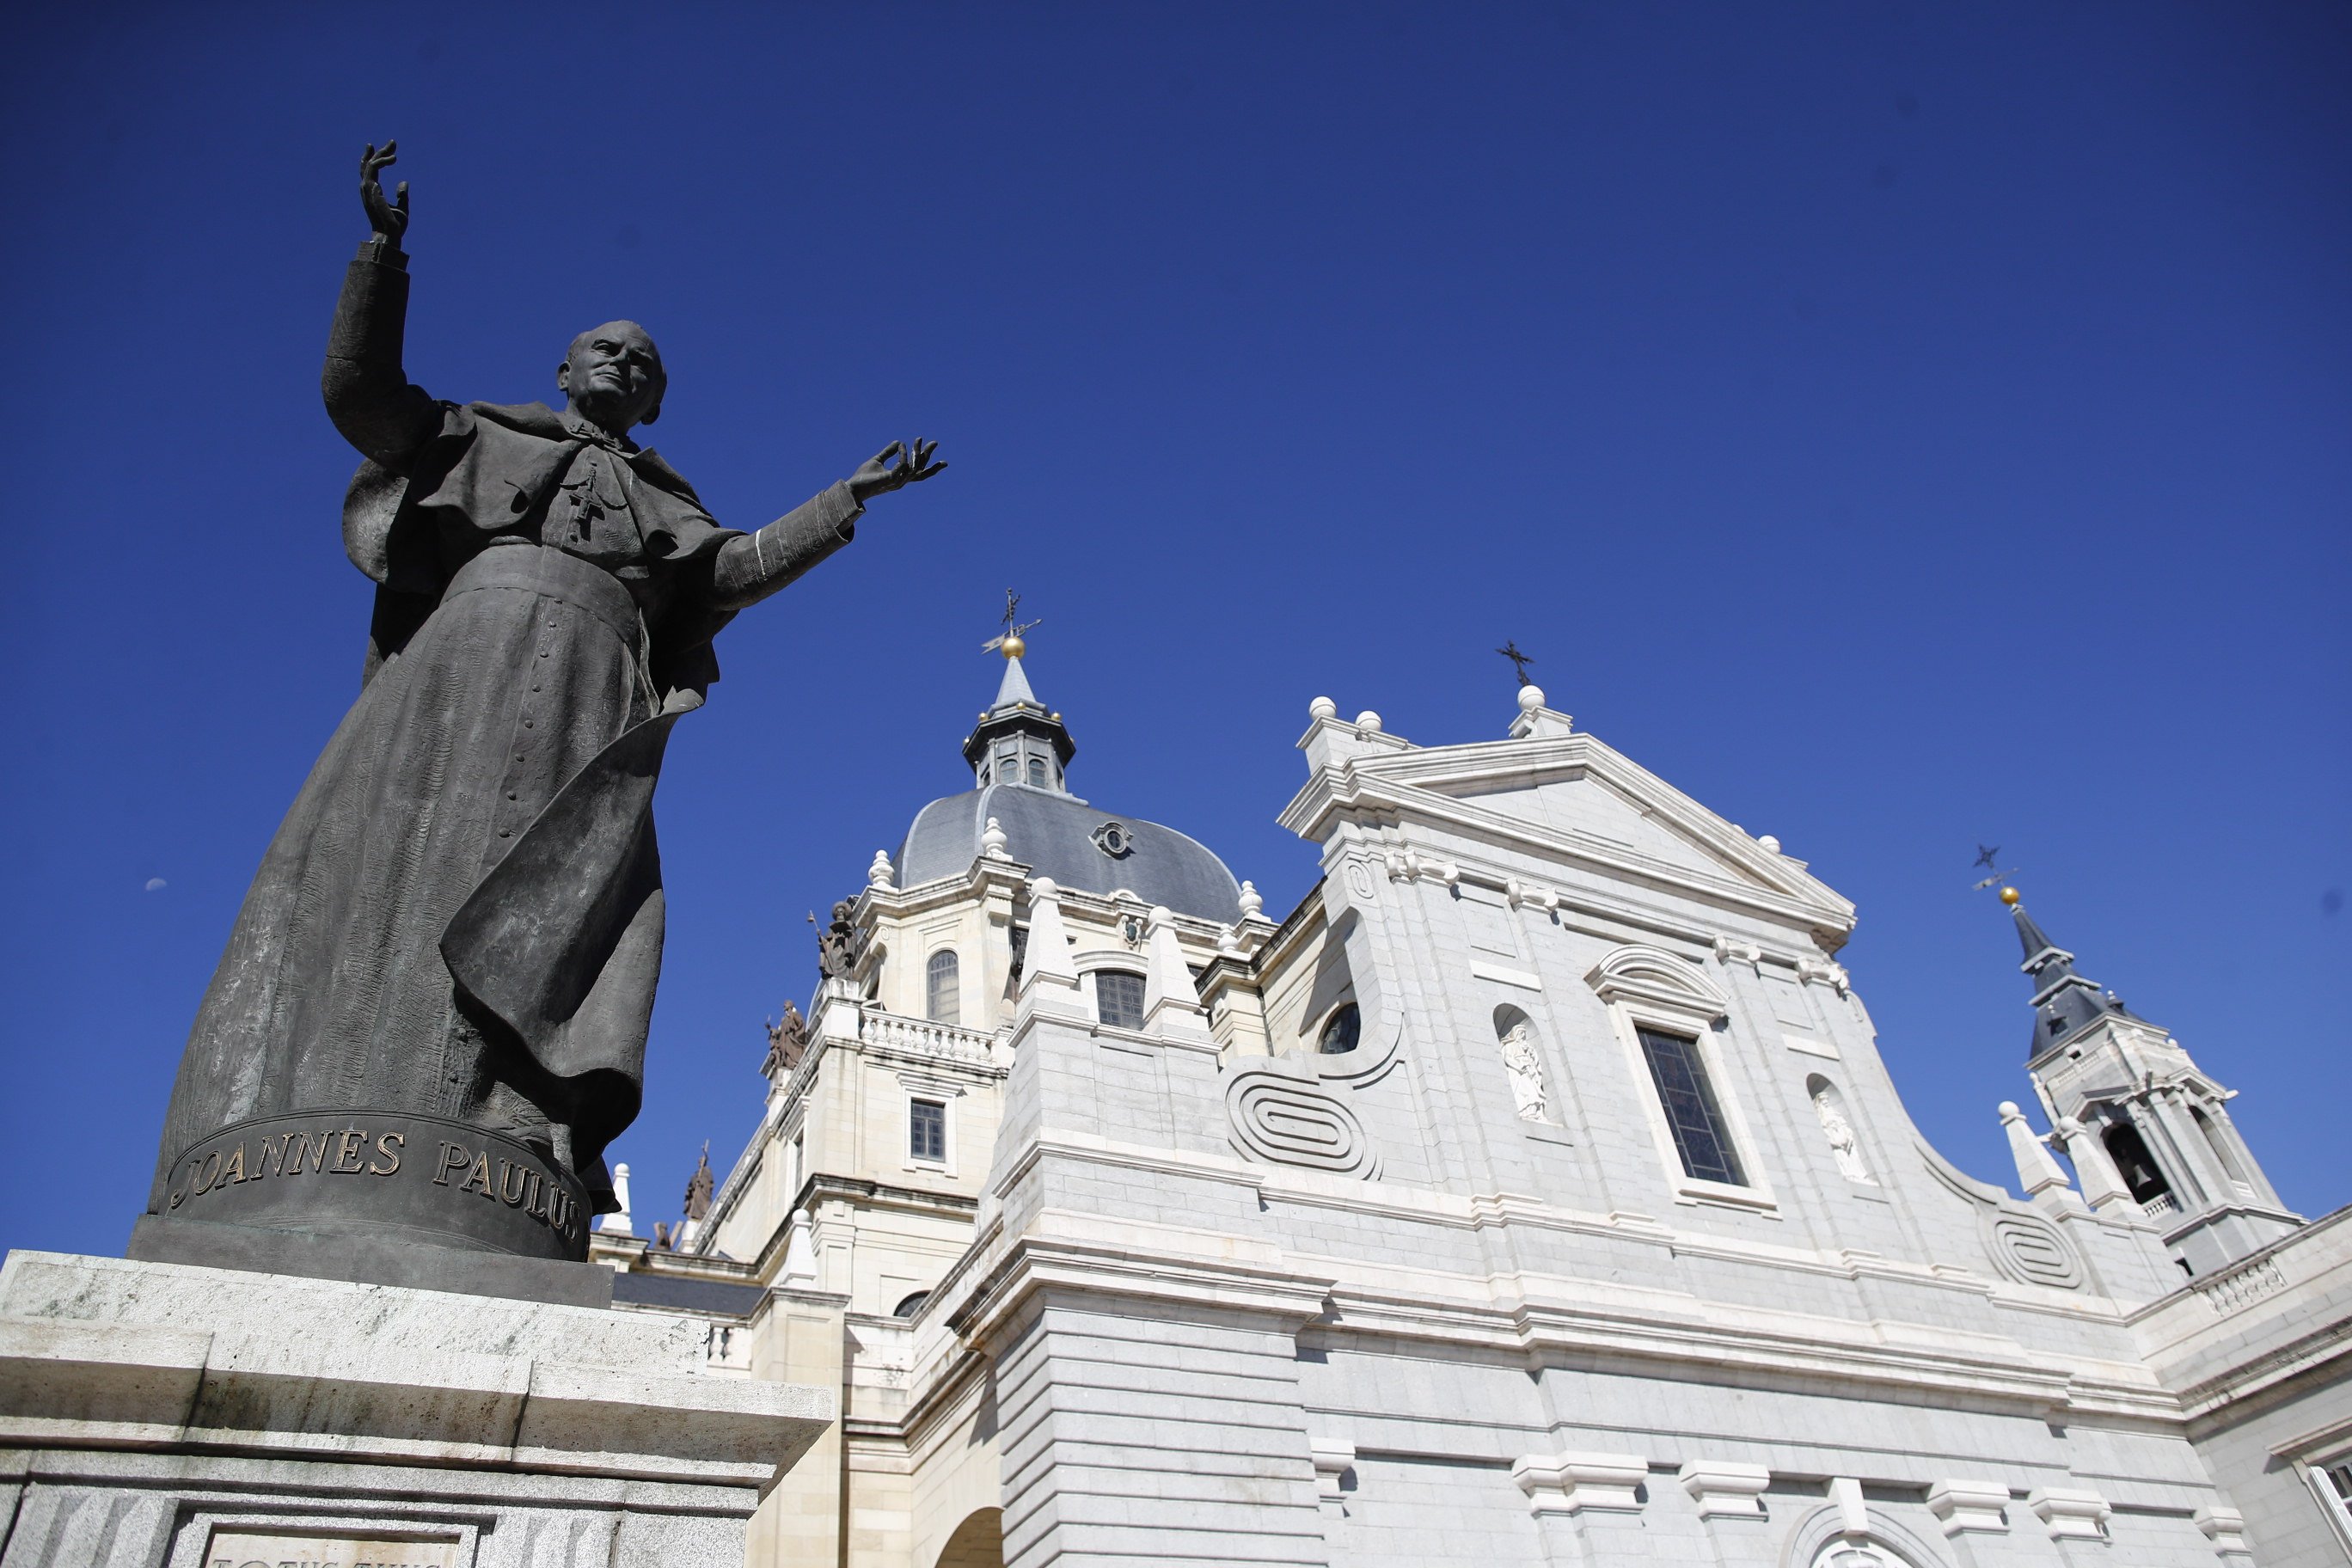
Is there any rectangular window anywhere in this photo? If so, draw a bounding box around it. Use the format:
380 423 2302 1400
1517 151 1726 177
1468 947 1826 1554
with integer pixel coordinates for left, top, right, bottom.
1095 970 1146 1031
1637 1026 1745 1185
2322 1459 2352 1522
909 1099 946 1163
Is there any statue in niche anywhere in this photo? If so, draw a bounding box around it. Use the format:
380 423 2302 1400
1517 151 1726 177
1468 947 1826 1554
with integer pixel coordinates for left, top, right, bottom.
141 142 945 1250
1498 1020 1550 1123
1812 1081 1874 1185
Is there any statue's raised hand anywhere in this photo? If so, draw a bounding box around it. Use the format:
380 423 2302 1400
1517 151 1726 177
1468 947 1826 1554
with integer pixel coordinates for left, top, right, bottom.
848 439 947 504
360 140 409 246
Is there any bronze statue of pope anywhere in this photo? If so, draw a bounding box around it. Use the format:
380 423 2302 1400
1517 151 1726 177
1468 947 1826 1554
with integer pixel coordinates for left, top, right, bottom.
140 143 942 1260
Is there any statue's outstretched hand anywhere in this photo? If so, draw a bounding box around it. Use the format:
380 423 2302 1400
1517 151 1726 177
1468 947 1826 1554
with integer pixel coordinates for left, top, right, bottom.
849 439 947 504
360 140 409 246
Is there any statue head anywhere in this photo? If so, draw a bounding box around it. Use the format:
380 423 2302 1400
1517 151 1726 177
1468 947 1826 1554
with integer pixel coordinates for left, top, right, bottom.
557 321 666 435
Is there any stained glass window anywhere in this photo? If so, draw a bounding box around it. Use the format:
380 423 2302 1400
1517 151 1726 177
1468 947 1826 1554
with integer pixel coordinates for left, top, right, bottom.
1637 1026 1744 1185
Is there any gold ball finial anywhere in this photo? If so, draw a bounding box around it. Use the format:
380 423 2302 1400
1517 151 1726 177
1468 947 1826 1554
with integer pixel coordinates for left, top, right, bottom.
1999 886 2021 906
1001 634 1026 659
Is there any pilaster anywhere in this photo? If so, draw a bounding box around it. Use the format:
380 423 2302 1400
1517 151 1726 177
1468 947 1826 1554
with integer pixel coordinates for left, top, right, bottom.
747 1284 854 1568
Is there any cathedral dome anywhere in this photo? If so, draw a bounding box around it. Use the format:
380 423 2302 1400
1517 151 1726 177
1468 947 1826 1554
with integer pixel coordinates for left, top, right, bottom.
892 654 1242 922
897 785 1241 922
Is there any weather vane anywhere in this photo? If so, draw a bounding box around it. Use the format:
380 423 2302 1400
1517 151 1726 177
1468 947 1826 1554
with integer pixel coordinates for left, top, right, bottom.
1970 843 2020 892
982 588 1043 659
1496 640 1534 687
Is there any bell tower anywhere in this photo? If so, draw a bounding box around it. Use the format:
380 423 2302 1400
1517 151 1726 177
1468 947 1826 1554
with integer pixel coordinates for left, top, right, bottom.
2006 887 2300 1276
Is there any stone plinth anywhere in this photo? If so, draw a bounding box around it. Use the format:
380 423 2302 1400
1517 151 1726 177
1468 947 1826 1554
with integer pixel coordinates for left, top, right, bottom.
0 1251 835 1566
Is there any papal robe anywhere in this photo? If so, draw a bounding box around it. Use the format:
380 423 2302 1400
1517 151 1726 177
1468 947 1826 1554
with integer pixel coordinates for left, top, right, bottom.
144 238 861 1223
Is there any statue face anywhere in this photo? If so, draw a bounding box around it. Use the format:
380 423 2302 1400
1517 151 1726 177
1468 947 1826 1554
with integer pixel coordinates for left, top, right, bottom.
558 321 666 432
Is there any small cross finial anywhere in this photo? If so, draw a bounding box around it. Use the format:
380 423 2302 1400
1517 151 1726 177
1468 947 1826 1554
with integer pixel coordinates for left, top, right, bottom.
1496 640 1534 686
982 588 1044 659
1969 845 2020 892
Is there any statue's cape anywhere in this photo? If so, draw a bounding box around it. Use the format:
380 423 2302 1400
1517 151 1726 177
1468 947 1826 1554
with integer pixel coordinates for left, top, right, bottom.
342 401 742 699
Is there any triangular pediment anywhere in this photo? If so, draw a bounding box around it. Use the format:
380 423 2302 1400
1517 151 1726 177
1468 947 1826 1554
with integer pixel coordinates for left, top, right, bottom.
1449 770 1738 884
1283 728 1853 939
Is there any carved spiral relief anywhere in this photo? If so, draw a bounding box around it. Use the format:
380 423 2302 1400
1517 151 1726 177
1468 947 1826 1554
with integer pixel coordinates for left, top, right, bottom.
1984 1209 2086 1290
1225 1069 1378 1179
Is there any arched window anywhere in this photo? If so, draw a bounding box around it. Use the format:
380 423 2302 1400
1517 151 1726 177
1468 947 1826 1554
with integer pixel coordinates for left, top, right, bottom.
1095 969 1146 1031
926 950 960 1025
1813 1547 1897 1568
2190 1105 2251 1189
1026 755 1047 787
1493 1007 1547 1121
1318 1003 1361 1055
892 1290 932 1320
2102 1121 2171 1204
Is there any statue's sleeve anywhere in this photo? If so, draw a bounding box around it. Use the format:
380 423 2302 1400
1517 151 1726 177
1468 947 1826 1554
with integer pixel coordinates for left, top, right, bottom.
706 481 865 611
322 239 443 471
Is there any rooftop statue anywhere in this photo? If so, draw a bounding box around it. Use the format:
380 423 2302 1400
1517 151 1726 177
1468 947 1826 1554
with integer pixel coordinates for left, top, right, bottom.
138 142 944 1269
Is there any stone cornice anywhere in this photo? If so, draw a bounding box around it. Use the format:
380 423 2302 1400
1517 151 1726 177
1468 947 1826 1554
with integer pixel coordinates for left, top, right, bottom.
945 1228 1338 1356
941 1133 2182 1425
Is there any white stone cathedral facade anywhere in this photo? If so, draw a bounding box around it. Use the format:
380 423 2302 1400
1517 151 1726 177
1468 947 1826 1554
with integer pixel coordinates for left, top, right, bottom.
591 654 2349 1568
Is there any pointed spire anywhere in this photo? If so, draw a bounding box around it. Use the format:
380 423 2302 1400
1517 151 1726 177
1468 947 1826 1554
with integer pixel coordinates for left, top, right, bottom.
1143 904 1213 1040
1999 1101 2075 1200
1999 886 2135 1059
2049 1114 2135 1211
1018 877 1083 1016
963 643 1075 791
2012 898 2064 965
993 653 1039 711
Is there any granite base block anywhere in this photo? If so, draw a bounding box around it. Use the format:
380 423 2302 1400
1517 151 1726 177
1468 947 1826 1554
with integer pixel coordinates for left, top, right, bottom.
0 1251 834 1568
127 1214 614 1309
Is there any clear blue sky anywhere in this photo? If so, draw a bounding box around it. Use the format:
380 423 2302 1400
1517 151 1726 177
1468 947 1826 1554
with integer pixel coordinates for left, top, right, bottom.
3 3 2344 1254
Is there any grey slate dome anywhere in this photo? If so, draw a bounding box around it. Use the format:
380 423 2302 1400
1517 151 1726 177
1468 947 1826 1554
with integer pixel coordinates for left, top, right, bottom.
894 656 1243 922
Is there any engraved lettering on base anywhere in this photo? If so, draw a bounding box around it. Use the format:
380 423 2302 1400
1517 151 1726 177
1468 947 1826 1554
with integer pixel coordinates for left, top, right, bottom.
162 1112 591 1260
205 1528 463 1568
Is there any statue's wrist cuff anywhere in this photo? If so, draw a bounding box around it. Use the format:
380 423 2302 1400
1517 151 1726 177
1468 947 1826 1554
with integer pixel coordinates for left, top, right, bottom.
358 236 410 268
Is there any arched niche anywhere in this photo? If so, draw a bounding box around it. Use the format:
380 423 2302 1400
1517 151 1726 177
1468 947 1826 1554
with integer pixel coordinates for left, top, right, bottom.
1805 1073 1874 1185
1493 1004 1552 1124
